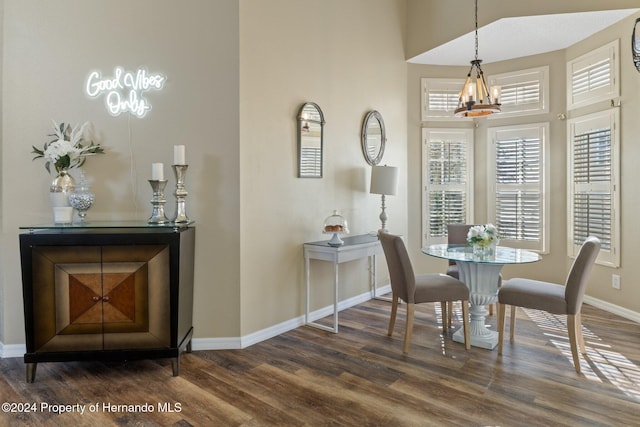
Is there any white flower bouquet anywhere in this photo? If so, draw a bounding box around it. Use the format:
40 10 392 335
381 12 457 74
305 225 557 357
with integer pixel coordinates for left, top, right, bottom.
466 223 499 247
32 121 104 174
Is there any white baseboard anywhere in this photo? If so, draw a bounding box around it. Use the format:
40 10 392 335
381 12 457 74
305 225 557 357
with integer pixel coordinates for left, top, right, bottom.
240 315 305 349
192 284 392 351
584 295 640 323
191 337 242 351
0 342 26 359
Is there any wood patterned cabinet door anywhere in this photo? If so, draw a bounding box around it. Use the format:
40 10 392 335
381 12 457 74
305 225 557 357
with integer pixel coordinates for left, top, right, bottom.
30 245 170 353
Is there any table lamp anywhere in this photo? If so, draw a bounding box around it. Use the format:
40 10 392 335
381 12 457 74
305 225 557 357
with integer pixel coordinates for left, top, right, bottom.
370 165 399 232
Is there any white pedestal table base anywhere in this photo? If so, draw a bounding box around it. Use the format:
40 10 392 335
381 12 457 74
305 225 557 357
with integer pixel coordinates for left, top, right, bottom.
451 262 503 350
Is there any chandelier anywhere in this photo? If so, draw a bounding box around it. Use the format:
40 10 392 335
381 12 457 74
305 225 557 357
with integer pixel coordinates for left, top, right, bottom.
454 0 501 118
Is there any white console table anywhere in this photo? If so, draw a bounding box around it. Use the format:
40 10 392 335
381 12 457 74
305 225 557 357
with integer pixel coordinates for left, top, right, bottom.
304 234 384 333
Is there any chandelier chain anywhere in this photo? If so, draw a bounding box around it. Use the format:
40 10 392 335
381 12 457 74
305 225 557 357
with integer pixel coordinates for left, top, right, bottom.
474 0 479 60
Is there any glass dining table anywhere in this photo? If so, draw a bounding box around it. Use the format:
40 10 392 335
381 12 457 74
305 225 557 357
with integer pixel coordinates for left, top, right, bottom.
423 244 541 350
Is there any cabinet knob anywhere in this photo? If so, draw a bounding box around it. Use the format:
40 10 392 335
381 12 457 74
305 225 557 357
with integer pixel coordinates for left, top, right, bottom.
102 296 110 302
92 296 100 302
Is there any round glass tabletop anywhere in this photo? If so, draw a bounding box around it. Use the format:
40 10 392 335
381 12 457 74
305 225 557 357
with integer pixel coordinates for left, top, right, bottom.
423 244 541 265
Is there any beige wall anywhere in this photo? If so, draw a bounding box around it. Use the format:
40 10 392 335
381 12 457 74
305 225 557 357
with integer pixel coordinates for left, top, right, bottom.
239 0 408 334
407 11 640 315
1 0 240 344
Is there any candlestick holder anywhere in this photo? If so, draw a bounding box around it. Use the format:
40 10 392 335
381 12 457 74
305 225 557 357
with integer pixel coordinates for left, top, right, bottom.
172 164 190 224
148 180 170 224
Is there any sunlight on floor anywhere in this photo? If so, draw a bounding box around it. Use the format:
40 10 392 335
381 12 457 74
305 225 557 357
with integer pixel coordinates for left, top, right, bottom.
522 308 640 401
429 303 640 400
435 303 464 356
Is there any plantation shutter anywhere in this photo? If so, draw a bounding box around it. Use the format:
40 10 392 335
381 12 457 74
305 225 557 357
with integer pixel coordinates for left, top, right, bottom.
572 59 610 98
422 129 473 246
421 78 468 121
488 66 548 117
568 110 619 266
500 80 540 108
495 137 541 241
567 40 618 109
488 124 548 252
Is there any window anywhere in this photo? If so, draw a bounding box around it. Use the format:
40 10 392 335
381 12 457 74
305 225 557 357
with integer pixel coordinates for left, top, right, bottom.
567 109 620 267
422 128 474 247
567 40 619 110
487 124 549 252
488 66 549 118
421 78 469 121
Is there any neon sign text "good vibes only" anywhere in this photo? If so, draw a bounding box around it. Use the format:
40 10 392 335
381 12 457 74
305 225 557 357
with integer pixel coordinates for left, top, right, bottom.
86 67 166 118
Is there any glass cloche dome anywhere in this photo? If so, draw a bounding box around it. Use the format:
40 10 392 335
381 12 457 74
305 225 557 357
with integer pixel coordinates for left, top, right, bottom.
323 210 349 246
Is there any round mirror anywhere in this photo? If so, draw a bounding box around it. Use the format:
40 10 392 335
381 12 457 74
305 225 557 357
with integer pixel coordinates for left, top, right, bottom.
361 110 386 166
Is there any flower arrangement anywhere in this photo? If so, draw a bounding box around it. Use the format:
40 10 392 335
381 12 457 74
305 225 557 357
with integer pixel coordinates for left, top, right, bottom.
467 223 499 247
32 121 104 174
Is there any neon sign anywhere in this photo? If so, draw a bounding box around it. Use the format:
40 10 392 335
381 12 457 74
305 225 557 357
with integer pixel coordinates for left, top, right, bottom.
86 67 166 118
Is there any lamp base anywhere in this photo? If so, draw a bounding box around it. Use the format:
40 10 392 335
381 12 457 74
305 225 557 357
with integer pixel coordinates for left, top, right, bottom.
378 194 389 232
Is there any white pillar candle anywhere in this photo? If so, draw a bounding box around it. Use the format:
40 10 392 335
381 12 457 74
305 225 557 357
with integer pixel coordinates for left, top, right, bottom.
174 145 186 165
151 162 164 180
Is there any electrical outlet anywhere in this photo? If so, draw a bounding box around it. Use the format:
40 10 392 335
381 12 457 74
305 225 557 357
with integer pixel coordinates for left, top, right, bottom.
612 274 621 290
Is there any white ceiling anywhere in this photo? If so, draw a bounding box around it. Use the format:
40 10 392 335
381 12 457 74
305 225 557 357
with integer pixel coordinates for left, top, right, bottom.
408 9 639 66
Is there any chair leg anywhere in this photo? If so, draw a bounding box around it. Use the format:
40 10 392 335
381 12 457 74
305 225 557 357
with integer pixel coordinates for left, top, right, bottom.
488 304 494 316
567 314 582 373
497 303 506 355
388 294 398 336
576 312 586 354
403 303 415 354
447 301 453 328
509 305 517 343
461 300 470 350
441 301 448 333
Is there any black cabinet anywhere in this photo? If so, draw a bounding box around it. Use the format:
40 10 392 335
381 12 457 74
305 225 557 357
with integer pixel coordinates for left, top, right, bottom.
19 223 195 382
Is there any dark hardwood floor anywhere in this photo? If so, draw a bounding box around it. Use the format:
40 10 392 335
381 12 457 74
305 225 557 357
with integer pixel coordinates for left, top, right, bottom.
1 299 639 426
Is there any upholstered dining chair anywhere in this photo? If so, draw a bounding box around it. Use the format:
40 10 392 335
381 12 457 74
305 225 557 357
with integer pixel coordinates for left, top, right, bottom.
497 236 601 373
445 224 471 327
378 232 470 353
445 224 473 281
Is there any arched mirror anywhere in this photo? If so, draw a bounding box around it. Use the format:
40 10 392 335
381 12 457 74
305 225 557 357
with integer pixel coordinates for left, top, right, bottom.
361 110 386 166
297 102 325 178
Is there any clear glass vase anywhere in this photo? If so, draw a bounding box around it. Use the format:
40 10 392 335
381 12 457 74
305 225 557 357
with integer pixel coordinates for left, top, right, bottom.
472 242 496 260
68 172 95 221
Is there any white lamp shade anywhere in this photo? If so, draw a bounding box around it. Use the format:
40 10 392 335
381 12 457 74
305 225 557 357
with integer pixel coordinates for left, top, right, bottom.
370 165 399 196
